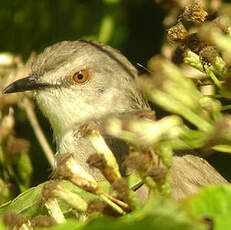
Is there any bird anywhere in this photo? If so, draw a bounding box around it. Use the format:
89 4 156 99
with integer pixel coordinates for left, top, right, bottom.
2 39 227 200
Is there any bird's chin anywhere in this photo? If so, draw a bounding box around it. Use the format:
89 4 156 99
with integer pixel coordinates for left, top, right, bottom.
33 89 77 136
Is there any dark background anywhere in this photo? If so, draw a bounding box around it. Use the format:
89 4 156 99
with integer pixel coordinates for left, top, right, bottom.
0 0 165 65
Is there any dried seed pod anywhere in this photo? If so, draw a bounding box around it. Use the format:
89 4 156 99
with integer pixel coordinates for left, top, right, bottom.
42 180 88 213
199 46 219 65
199 46 228 77
42 182 66 224
184 33 207 54
172 45 188 64
112 178 129 200
87 199 106 214
54 154 102 194
87 199 122 217
167 22 188 42
54 156 126 216
145 167 168 181
181 1 208 24
79 122 121 179
123 152 150 173
3 212 30 229
42 181 60 201
31 215 56 228
87 154 119 184
87 153 107 169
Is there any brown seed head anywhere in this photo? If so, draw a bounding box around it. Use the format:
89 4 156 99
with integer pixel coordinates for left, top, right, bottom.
184 33 207 54
87 199 106 214
3 212 29 229
145 167 167 181
87 199 121 217
124 152 150 173
87 154 107 170
112 178 129 199
172 45 188 64
199 46 219 65
31 215 56 228
42 181 59 201
54 154 102 194
78 121 100 138
167 22 188 42
181 1 208 24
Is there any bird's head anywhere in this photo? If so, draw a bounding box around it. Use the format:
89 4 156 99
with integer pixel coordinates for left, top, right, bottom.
3 40 146 136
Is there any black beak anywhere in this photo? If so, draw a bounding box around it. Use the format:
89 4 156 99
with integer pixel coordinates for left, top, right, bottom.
2 75 52 94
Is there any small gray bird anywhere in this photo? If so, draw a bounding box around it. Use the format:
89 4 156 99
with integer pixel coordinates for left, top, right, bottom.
3 40 227 200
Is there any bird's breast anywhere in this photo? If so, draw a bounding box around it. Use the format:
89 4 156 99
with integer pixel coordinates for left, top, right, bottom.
55 129 104 180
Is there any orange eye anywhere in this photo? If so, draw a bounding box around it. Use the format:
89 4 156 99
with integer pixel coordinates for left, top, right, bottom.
72 70 89 83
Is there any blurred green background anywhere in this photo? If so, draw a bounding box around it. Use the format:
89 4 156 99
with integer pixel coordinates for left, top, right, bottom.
0 0 165 64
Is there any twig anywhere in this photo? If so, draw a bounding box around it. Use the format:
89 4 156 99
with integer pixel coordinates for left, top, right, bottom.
100 194 126 215
104 193 129 209
21 97 55 168
204 65 222 88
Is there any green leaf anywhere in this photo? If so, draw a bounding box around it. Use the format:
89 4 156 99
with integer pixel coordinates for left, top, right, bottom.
45 219 84 230
0 182 45 217
81 197 205 230
126 174 143 190
0 174 142 218
0 180 111 218
184 184 231 230
46 197 205 230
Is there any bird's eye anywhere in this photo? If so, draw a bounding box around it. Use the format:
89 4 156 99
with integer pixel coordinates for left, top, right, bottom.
72 70 89 83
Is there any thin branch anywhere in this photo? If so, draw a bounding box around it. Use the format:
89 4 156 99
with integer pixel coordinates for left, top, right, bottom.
21 97 55 168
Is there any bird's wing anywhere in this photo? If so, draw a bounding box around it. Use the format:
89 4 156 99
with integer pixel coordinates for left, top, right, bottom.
170 154 228 200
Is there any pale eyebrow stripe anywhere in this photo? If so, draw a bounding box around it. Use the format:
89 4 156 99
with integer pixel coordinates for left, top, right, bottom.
79 39 135 79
